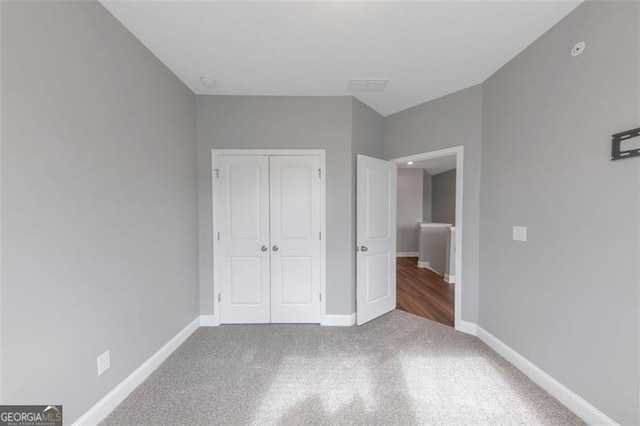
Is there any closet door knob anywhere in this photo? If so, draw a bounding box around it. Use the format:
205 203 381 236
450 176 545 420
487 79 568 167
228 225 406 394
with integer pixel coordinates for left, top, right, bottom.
272 245 279 252
360 246 368 252
261 245 268 252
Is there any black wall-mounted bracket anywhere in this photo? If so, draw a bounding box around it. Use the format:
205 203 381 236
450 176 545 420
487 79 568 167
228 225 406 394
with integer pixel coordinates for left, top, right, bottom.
612 127 640 161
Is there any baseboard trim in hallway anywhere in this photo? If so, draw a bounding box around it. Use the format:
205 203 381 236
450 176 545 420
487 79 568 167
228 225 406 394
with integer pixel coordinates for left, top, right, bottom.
72 317 200 426
396 252 419 257
475 326 616 426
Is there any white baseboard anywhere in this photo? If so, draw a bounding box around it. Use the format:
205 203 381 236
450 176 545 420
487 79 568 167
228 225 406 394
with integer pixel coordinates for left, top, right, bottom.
444 274 455 283
396 252 418 257
455 319 477 335
476 326 616 425
207 313 355 326
417 261 445 276
321 313 356 326
72 317 200 425
199 314 220 327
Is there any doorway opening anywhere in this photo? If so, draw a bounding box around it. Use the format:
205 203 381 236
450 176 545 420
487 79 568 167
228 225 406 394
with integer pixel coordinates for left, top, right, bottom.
390 147 463 329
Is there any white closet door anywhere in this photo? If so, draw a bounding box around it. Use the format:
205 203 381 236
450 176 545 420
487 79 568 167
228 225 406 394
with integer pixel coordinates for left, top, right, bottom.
269 156 321 323
216 156 270 324
356 154 397 325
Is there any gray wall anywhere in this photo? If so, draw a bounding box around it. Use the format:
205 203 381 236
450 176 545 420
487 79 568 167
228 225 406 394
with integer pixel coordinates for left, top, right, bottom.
196 96 354 316
351 98 384 311
1 1 198 423
480 2 639 423
431 169 456 225
422 170 432 223
418 225 448 275
397 169 423 253
384 85 483 323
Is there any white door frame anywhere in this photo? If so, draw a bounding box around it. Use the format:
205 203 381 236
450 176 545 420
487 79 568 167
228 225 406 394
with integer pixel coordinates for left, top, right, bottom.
211 149 327 325
390 146 471 333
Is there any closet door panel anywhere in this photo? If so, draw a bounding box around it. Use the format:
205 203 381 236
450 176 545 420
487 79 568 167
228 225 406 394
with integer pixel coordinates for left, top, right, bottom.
216 156 270 324
280 257 313 304
269 156 321 323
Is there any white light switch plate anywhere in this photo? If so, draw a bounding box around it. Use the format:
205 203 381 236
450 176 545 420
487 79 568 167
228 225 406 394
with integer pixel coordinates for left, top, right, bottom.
97 350 110 376
512 226 527 242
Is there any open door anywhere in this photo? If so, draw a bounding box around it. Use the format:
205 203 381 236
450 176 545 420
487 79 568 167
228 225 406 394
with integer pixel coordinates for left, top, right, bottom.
356 155 397 325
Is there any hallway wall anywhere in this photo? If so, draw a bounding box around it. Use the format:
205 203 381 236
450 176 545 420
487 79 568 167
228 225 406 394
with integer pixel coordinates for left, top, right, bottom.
397 169 424 253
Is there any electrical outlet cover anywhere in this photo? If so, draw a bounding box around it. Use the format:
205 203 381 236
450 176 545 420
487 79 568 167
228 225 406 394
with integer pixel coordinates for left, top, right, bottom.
97 351 110 376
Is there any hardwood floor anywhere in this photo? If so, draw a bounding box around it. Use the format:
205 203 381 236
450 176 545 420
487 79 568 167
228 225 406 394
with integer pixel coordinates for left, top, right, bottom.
396 257 454 327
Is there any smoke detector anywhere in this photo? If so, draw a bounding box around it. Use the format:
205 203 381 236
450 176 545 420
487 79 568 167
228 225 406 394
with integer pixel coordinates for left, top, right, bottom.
200 75 217 88
348 78 388 92
571 41 586 57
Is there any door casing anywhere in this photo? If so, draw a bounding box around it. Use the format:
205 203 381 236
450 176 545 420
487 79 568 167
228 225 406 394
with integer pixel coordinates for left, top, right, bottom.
211 149 327 325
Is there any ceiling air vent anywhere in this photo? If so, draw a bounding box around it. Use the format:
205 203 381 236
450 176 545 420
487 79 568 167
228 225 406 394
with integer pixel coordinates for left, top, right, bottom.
347 78 388 92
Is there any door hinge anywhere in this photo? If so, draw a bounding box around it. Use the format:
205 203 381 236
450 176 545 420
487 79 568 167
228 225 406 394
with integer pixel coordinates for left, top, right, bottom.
218 294 221 303
217 232 220 241
319 232 322 241
214 169 220 178
318 168 321 179
319 293 322 302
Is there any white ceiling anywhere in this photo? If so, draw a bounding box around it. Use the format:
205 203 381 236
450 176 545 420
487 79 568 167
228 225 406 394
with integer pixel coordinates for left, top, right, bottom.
101 1 581 116
399 155 456 176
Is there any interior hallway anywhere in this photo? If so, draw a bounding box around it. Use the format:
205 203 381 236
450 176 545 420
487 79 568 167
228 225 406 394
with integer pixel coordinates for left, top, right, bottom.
396 257 454 327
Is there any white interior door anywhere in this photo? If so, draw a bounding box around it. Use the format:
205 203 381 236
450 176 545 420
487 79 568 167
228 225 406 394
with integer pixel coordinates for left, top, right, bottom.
356 154 397 326
216 156 270 324
269 156 321 323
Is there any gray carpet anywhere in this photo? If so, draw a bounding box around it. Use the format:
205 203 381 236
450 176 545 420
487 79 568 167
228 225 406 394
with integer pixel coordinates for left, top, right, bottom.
102 310 583 425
